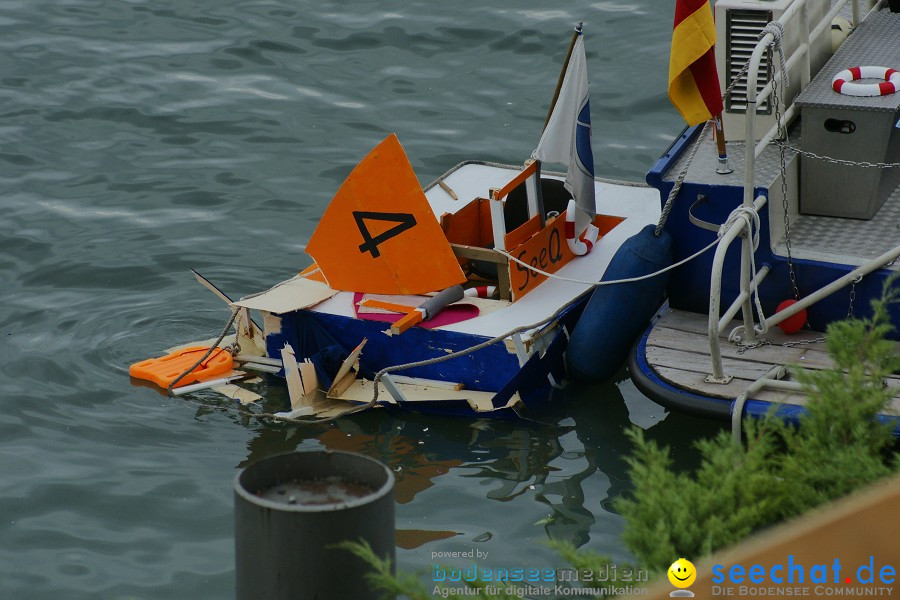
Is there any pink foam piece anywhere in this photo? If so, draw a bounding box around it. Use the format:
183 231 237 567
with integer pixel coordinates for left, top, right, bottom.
353 292 479 329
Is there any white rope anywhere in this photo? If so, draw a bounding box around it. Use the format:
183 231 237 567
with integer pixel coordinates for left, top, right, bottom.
493 237 719 288
721 205 769 341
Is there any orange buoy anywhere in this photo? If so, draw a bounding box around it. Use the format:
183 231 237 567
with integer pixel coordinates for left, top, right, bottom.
129 346 233 389
775 299 807 334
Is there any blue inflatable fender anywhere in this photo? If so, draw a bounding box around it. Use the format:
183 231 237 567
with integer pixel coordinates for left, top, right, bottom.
566 224 672 383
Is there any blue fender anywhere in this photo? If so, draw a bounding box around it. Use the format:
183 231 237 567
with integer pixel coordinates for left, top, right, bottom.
567 224 672 383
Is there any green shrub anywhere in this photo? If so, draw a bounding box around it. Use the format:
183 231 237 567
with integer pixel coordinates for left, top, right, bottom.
617 278 899 572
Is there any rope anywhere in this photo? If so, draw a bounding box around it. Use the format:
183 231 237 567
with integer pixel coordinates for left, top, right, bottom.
166 307 240 394
656 22 786 238
657 20 796 237
166 266 326 397
761 22 787 98
361 218 749 406
494 237 719 287
720 205 769 340
367 308 581 406
763 20 802 303
655 121 711 236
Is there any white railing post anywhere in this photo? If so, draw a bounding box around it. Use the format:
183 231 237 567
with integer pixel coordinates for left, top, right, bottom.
706 196 768 383
800 2 811 89
707 223 744 383
524 159 545 228
489 188 506 252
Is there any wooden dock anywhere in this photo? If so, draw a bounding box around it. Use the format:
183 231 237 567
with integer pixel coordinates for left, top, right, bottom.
644 308 900 413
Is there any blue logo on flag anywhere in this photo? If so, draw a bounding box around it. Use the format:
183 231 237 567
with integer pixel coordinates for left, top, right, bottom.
575 101 594 176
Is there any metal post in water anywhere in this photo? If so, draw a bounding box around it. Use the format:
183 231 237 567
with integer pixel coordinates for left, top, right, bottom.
234 450 396 600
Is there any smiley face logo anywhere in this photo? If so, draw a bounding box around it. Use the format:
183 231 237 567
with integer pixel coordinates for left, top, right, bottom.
667 558 696 588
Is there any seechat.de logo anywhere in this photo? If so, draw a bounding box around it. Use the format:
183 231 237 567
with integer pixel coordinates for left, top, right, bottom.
711 555 896 586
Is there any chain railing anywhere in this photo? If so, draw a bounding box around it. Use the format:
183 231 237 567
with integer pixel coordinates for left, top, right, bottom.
705 0 890 382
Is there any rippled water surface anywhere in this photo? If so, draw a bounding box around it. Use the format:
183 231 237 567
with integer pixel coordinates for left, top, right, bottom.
1 1 724 598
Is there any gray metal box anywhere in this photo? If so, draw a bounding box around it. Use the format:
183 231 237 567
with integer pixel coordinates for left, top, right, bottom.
796 11 900 220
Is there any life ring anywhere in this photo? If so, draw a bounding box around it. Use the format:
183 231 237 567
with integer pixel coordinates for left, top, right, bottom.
463 285 496 299
831 66 900 97
564 198 599 256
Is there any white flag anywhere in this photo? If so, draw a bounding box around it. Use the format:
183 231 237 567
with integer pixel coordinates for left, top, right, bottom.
533 32 596 236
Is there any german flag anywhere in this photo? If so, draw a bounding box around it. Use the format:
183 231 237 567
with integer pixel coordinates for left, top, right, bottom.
668 0 722 126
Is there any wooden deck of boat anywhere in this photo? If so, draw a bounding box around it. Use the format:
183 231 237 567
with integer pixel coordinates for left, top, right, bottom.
645 308 900 413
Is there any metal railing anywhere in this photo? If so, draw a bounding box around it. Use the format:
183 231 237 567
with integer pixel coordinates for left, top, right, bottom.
706 0 891 382
740 0 883 207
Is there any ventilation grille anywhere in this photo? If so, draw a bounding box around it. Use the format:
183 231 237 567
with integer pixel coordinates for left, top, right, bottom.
725 9 773 114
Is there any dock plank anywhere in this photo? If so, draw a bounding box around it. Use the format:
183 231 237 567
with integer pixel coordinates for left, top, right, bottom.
655 309 833 354
647 346 775 380
655 366 764 400
645 308 900 410
647 325 836 370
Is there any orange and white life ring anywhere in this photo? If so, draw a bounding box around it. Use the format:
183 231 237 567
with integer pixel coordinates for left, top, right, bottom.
565 198 599 256
831 66 900 97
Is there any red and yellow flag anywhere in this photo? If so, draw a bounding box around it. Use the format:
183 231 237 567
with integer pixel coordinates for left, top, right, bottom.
669 0 723 126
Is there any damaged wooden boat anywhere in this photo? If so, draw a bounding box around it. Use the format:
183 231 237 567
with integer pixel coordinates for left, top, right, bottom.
130 27 665 419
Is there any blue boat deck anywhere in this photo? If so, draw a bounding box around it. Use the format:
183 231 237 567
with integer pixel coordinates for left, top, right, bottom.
662 127 900 269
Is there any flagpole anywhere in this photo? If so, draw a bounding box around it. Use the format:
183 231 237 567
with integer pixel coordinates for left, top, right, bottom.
713 113 733 174
543 22 583 132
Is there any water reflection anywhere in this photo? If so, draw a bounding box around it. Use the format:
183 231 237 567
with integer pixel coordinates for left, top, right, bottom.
229 371 722 558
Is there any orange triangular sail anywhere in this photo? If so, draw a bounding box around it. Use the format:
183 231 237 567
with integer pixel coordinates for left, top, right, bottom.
306 134 466 295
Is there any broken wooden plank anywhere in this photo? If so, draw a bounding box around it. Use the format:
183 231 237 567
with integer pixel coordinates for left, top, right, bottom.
329 378 503 412
233 276 338 314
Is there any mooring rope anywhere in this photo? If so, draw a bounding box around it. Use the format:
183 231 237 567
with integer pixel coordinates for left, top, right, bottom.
719 205 769 341
655 120 710 237
493 237 719 287
655 19 787 238
166 306 241 395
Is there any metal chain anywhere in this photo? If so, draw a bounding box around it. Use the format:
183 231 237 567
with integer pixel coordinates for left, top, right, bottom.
847 276 861 318
736 339 770 354
766 25 801 302
782 337 827 347
773 142 900 169
736 336 827 355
